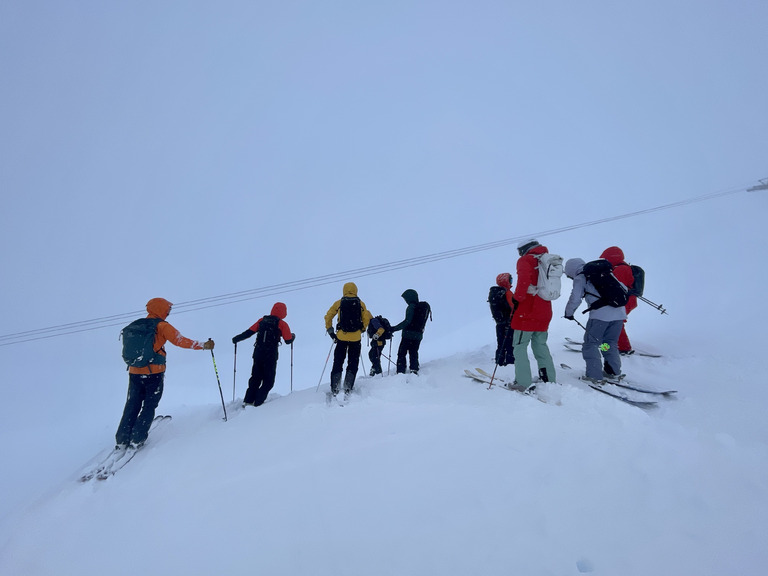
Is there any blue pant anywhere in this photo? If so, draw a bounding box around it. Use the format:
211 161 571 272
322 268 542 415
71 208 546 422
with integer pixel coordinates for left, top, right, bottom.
115 372 164 446
582 319 623 380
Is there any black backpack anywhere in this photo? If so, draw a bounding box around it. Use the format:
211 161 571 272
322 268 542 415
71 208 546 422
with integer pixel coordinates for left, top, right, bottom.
121 318 165 368
581 259 629 312
628 264 645 297
409 301 431 332
367 315 393 340
256 315 282 347
337 297 363 332
488 286 512 323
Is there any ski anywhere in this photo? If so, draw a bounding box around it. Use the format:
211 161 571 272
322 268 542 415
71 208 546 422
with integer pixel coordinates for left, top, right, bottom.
560 363 676 396
463 368 546 402
475 368 526 391
80 415 171 482
325 390 354 407
587 383 658 409
610 380 677 397
565 337 662 358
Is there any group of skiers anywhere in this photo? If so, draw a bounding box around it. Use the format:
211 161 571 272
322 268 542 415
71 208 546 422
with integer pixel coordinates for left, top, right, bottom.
113 285 431 449
489 239 641 394
114 238 640 450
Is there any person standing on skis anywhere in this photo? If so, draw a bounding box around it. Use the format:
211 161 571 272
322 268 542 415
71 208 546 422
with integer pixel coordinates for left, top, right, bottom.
324 282 372 397
488 272 516 366
600 246 638 355
116 298 213 449
510 240 557 393
232 302 295 407
563 258 627 383
367 315 393 376
391 289 431 375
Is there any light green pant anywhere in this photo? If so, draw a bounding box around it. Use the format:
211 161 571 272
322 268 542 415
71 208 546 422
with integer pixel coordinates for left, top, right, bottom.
512 330 556 388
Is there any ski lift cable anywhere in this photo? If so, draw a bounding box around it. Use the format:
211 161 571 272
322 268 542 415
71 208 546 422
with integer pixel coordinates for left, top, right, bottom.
0 179 761 346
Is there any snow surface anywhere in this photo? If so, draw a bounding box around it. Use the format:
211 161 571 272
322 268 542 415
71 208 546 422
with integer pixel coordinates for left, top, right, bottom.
1 3 767 574
2 273 768 576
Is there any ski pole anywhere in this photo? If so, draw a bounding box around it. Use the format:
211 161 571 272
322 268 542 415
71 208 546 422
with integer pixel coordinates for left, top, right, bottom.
290 341 294 393
570 317 588 332
388 340 392 375
488 327 511 389
232 342 238 403
210 348 228 422
359 345 367 376
316 341 334 392
638 295 667 315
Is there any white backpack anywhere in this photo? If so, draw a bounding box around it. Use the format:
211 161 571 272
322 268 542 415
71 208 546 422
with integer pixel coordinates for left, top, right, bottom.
534 253 564 301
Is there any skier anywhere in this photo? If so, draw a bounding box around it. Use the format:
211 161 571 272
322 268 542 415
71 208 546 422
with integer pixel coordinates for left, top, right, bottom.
600 246 637 355
116 298 213 448
563 258 627 383
324 282 372 397
488 272 516 366
510 239 557 392
367 315 393 376
232 302 295 407
391 289 431 375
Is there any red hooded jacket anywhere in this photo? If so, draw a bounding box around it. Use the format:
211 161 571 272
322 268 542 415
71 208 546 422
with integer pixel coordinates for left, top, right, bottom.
511 244 554 332
246 302 293 341
600 246 638 313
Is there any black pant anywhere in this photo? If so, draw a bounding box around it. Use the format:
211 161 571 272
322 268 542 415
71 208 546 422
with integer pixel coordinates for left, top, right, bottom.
331 340 361 378
116 372 164 446
495 323 515 366
369 342 385 374
244 346 279 406
396 337 421 373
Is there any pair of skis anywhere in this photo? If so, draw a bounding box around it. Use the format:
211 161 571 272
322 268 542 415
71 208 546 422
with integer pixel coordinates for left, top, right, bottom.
564 337 662 358
559 363 676 408
80 415 171 482
463 368 547 403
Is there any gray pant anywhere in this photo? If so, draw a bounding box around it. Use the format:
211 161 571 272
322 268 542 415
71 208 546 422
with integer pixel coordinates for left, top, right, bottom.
512 330 556 388
582 319 623 380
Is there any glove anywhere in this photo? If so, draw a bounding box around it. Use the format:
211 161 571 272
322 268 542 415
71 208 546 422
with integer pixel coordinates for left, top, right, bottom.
327 327 336 340
232 335 240 344
286 333 296 345
564 315 575 321
203 338 215 350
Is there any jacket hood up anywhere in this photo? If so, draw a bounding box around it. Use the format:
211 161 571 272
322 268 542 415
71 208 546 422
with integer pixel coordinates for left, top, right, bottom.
600 246 625 266
564 258 586 279
343 282 358 298
270 302 287 319
401 289 419 304
496 273 512 290
146 298 172 320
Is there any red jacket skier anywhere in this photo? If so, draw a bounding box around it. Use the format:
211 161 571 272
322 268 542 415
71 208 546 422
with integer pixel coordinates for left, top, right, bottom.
509 240 557 390
600 246 637 354
511 243 554 333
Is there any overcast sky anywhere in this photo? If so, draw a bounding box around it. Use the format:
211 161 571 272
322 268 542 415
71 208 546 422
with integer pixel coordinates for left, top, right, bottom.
1 0 766 371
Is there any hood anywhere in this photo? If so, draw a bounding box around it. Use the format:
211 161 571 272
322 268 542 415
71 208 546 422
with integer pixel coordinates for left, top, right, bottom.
600 246 625 266
564 258 585 279
527 244 548 257
270 302 287 319
342 282 358 298
496 273 512 290
146 298 172 320
401 289 419 304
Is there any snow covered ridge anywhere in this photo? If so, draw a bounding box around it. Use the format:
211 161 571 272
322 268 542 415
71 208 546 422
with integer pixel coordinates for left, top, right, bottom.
2 343 767 576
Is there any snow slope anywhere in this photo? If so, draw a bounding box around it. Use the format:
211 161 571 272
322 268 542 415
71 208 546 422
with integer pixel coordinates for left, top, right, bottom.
2 325 767 576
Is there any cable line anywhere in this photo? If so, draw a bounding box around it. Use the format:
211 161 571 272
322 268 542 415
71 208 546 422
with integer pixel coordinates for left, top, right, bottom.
1 179 762 347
